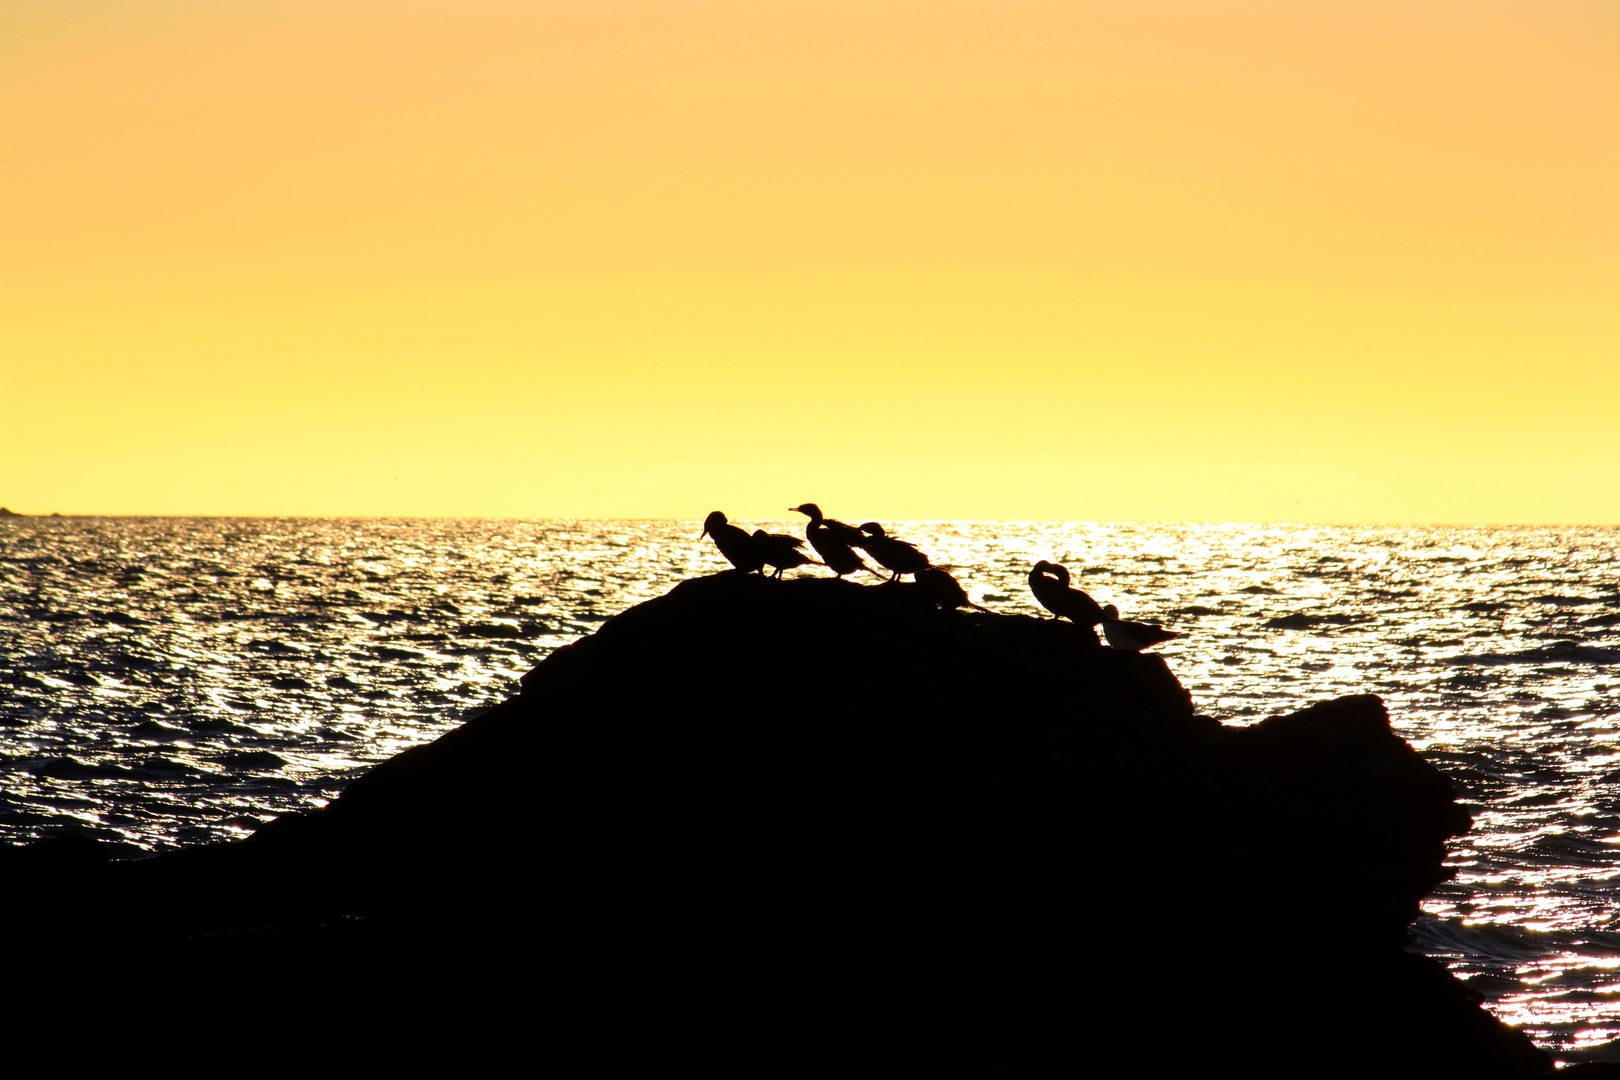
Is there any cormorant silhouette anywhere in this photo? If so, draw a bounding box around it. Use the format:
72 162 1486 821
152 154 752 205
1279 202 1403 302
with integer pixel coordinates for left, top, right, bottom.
855 522 932 581
914 566 993 613
1028 561 1105 627
790 503 879 579
752 529 818 579
1101 604 1181 652
701 511 764 574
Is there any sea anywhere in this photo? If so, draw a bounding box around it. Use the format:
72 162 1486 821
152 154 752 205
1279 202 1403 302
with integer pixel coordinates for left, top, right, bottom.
2 517 1616 1063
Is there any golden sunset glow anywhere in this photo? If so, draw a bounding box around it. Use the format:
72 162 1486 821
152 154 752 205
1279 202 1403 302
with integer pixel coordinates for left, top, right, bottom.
2 1 1615 521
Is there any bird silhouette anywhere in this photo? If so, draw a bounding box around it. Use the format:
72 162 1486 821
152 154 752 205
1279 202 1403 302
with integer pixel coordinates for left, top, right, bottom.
790 504 879 579
1101 604 1181 651
855 522 932 581
752 529 818 579
701 511 764 574
1027 561 1105 626
914 566 993 613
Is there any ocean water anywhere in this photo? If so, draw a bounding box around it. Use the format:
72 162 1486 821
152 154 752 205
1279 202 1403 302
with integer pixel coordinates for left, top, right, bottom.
2 517 1616 1062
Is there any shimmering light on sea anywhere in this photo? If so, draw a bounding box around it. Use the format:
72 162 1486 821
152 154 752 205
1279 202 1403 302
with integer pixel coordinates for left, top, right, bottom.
1 518 1616 1062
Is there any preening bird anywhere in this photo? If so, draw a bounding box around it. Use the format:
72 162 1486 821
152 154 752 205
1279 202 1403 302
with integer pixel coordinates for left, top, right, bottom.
914 566 993 613
790 503 878 579
1027 561 1105 627
1101 604 1181 652
752 529 818 579
855 522 932 581
701 511 763 574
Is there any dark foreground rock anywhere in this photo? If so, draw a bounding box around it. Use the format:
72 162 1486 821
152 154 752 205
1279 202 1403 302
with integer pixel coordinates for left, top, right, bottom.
7 574 1554 1074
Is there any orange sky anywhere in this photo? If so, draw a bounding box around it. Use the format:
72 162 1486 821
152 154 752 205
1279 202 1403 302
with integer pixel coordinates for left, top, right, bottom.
2 1 1615 521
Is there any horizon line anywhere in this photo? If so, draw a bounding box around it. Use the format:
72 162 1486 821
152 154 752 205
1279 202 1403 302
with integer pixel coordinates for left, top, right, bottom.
3 511 1617 529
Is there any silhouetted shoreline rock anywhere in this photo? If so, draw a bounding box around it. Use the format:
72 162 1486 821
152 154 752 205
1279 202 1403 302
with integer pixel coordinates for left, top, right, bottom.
4 573 1562 1073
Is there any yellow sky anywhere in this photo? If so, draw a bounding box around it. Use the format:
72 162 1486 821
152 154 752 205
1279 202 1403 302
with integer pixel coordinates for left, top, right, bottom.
2 1 1615 521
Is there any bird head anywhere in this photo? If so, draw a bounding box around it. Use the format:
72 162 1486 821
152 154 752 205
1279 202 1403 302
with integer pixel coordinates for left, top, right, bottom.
1032 560 1069 584
701 510 727 538
1103 604 1119 620
859 522 886 537
789 503 822 521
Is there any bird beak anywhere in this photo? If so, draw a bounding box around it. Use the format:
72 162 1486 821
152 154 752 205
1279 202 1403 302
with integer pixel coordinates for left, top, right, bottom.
699 525 708 539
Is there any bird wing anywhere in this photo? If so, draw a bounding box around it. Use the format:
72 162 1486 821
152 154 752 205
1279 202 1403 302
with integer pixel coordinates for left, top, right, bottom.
1120 619 1179 640
823 518 866 543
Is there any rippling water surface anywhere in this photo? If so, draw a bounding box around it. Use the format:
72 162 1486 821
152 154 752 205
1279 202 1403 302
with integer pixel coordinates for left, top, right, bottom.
2 517 1616 1061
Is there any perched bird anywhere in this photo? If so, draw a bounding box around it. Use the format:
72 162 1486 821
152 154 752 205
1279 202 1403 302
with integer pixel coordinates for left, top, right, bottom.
788 503 865 544
752 529 818 579
790 503 878 579
1101 604 1181 652
700 511 763 574
914 566 993 614
1027 561 1105 627
855 522 932 581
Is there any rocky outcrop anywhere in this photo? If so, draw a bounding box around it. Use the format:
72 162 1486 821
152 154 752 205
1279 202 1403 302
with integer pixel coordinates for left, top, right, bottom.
6 573 1554 1074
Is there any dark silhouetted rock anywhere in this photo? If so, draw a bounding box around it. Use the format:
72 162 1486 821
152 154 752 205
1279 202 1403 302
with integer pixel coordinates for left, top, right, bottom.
2 574 1552 1074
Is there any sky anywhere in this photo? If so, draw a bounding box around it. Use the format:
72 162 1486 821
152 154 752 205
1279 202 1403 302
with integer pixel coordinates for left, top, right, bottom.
2 1 1616 522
